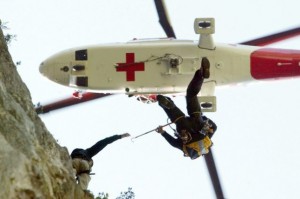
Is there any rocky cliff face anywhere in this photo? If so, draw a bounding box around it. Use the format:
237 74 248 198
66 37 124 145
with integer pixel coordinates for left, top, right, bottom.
0 21 92 199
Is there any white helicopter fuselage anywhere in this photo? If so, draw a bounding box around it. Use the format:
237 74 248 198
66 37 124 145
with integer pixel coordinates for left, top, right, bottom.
38 18 300 112
40 37 300 96
39 38 267 96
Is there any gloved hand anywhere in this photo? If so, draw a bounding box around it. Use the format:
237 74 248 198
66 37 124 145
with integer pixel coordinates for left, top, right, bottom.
155 126 165 134
121 133 130 138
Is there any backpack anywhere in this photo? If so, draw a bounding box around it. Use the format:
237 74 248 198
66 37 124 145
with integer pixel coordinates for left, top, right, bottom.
182 136 213 159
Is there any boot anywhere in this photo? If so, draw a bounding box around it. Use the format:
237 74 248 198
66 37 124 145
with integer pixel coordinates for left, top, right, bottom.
157 95 175 109
201 57 210 79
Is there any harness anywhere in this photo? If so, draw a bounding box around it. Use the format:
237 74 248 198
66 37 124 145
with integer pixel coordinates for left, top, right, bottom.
77 169 91 175
182 136 213 159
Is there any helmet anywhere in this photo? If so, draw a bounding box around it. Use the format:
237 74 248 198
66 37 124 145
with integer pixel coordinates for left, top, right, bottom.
70 148 90 160
202 116 217 133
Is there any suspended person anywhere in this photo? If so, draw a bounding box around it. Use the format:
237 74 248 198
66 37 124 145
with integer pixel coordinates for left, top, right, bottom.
70 133 130 190
155 57 217 160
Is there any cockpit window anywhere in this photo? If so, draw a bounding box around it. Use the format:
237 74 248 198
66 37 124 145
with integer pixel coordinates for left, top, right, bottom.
75 49 88 60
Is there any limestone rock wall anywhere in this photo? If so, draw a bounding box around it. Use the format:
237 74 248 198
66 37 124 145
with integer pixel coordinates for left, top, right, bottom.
0 21 92 199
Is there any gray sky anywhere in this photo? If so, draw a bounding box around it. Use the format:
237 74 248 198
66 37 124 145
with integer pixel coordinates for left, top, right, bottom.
2 0 300 198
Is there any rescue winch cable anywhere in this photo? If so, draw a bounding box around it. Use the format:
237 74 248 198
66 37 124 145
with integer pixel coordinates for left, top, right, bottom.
131 122 173 141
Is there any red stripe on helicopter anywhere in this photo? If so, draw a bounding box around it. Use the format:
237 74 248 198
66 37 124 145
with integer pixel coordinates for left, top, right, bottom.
250 48 300 80
116 53 145 81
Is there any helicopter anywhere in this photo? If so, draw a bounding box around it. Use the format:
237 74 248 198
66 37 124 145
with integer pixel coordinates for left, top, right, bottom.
35 1 300 198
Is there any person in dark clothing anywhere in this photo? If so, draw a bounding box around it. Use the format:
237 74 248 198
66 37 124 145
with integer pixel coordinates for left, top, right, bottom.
70 133 130 190
156 57 217 159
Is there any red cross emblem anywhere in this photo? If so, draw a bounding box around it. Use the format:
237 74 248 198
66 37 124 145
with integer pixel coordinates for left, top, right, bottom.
116 53 145 81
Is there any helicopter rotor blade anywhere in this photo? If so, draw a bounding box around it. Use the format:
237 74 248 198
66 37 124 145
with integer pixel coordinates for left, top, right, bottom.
153 0 176 38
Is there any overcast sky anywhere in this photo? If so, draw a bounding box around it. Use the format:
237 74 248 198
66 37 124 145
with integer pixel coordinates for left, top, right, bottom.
2 0 300 198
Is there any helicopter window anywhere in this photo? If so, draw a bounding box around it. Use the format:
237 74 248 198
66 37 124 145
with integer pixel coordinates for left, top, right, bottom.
72 65 85 71
75 49 88 60
76 76 88 87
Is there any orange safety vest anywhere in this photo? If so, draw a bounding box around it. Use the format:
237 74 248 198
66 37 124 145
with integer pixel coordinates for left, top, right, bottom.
182 136 213 160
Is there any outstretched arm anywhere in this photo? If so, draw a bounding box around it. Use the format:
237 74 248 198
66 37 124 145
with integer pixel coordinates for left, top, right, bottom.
156 126 183 150
85 133 130 158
